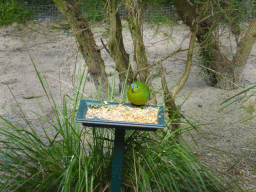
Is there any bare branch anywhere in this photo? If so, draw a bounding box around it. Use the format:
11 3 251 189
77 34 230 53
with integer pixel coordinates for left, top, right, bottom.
134 48 188 80
100 38 111 54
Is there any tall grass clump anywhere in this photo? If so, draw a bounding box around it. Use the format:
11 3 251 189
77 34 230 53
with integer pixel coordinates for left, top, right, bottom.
0 0 34 27
0 49 240 191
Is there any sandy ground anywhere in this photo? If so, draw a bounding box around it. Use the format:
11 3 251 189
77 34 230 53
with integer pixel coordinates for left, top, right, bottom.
0 19 256 190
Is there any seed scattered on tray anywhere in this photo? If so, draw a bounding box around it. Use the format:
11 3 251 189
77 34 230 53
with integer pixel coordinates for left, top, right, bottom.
86 104 159 124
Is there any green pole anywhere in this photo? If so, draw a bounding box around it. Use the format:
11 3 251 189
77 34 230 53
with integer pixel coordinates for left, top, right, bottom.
110 128 125 192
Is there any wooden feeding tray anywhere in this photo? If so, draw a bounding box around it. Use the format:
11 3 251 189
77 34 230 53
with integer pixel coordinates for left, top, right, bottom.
76 100 164 192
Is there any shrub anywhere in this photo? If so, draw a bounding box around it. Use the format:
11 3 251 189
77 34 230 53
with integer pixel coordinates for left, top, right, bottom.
0 0 34 27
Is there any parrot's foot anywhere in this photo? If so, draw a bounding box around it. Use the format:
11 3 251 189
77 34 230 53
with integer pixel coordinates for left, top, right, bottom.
130 103 147 109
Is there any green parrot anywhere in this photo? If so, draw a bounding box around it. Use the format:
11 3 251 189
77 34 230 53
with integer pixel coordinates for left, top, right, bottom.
127 81 150 105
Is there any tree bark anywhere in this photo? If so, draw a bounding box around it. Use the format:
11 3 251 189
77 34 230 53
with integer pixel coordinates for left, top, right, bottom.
125 0 148 82
163 1 204 138
104 0 135 92
125 0 157 104
231 15 256 86
54 0 110 98
173 0 256 90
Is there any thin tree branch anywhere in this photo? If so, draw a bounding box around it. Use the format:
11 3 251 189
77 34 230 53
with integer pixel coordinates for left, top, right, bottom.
133 48 188 80
100 38 111 54
171 2 207 98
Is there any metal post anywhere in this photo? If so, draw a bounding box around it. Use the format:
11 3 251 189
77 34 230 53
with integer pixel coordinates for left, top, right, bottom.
110 128 126 192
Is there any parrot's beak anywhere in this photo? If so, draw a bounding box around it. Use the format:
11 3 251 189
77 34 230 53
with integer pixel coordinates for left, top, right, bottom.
131 84 137 92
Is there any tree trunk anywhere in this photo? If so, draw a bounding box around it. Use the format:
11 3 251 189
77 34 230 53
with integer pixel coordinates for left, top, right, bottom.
105 0 135 93
160 1 205 139
125 0 157 105
230 14 256 86
54 0 110 98
174 0 256 90
132 1 146 63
